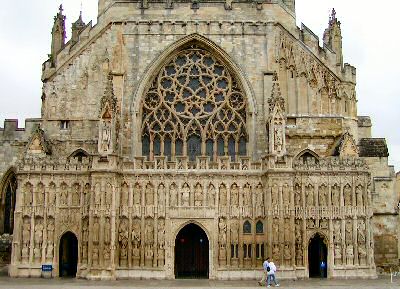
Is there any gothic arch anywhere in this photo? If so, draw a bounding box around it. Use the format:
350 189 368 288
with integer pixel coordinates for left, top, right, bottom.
174 220 211 243
0 168 17 234
131 33 257 158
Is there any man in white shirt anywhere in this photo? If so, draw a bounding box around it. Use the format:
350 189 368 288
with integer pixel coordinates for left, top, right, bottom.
267 259 280 287
258 257 270 286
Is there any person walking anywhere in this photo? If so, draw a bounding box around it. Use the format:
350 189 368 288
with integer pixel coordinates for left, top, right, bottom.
266 258 280 287
320 260 326 278
259 257 270 286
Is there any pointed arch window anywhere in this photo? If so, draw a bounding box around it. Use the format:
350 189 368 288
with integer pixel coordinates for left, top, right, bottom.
0 171 17 234
141 45 248 161
243 220 252 234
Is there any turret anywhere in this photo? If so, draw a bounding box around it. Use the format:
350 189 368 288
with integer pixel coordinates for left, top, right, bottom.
71 11 86 46
323 9 343 67
283 0 295 12
51 5 66 64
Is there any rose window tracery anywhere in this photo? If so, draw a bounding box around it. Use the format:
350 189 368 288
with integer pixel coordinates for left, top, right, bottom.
141 45 248 161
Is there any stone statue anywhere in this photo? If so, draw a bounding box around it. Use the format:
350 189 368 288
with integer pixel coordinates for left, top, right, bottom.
284 244 291 265
332 185 340 206
357 220 366 244
194 183 203 206
334 221 342 244
305 184 314 206
93 218 100 243
230 184 239 206
334 244 342 265
346 244 354 265
256 184 263 206
92 246 99 266
100 120 112 152
230 221 239 244
145 183 154 205
284 220 291 242
103 245 111 262
272 244 280 257
84 184 90 207
104 218 111 244
319 185 328 206
145 220 154 246
295 243 303 266
272 222 279 243
24 184 33 206
60 184 68 206
36 184 45 205
48 184 56 206
271 184 279 205
158 220 165 250
47 219 55 242
218 218 227 244
133 183 142 205
282 184 290 204
34 220 44 249
345 220 353 244
158 184 166 208
344 185 352 206
356 185 364 207
181 183 190 207
358 245 367 265
105 184 112 207
219 185 227 206
208 184 216 207
294 184 301 206
169 183 178 207
295 221 302 244
94 184 102 206
132 220 141 249
274 126 283 153
46 242 54 260
72 184 80 206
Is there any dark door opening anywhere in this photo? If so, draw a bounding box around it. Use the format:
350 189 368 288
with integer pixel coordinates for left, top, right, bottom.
59 232 78 277
308 233 327 278
175 223 209 279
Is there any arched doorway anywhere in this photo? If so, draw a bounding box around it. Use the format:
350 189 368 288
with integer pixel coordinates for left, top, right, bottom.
175 223 209 279
0 169 17 234
308 233 327 278
59 232 78 277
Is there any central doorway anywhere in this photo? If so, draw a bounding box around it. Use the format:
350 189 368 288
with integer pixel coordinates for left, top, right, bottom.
59 232 78 277
175 223 209 279
308 233 327 278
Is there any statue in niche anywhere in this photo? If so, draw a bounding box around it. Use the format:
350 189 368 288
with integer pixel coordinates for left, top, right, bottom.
284 220 291 242
218 218 227 245
319 185 328 206
230 184 239 206
100 120 112 153
344 185 352 206
119 219 129 265
24 184 33 206
83 184 90 207
158 220 165 250
282 185 290 204
94 184 101 206
34 220 44 249
345 221 353 244
93 218 100 243
358 245 367 265
334 244 342 265
230 221 239 245
169 184 178 207
295 221 302 245
36 184 45 205
145 220 154 247
305 184 314 206
208 184 216 207
132 220 141 249
320 219 328 229
274 126 284 153
82 219 89 243
194 183 203 206
272 244 280 258
145 183 154 206
104 218 111 244
307 219 316 229
284 244 291 265
104 246 111 262
133 183 141 205
294 184 301 206
346 244 354 265
60 183 68 206
47 219 55 242
357 220 366 244
48 184 56 206
295 243 303 266
82 243 88 263
181 183 190 207
331 185 340 206
120 183 129 207
219 185 227 206
356 185 364 207
333 221 342 244
272 222 279 243
92 246 99 266
271 184 279 205
243 184 252 207
105 184 112 207
158 184 166 208
72 184 80 206
46 242 54 261
256 184 263 206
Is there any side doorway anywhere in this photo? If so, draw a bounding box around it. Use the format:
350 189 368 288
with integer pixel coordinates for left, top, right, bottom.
308 233 328 278
59 232 78 277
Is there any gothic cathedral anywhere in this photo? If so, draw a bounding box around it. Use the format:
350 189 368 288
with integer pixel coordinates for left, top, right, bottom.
0 0 398 280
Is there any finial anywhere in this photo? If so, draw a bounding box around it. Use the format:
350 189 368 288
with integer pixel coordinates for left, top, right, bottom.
329 8 337 25
59 4 64 14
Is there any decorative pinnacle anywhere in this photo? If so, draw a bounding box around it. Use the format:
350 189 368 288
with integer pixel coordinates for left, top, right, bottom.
329 8 337 26
59 4 64 14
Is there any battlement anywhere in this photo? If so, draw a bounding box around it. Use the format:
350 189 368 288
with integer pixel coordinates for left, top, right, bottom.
0 119 41 142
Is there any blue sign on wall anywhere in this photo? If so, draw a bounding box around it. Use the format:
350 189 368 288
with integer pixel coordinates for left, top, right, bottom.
41 264 53 272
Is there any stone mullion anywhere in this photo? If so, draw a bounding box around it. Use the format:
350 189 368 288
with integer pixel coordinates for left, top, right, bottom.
111 181 117 273
314 181 319 228
301 176 307 269
140 180 145 267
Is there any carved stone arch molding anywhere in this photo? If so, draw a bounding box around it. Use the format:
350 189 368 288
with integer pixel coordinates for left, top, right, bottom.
307 230 329 246
0 167 17 234
131 33 257 158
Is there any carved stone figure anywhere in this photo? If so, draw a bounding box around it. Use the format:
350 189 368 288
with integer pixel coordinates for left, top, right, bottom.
158 184 166 207
271 184 279 205
34 219 44 249
295 243 303 266
218 218 227 244
100 120 112 153
194 183 203 206
145 220 154 246
305 184 314 206
92 246 99 266
332 185 340 206
104 245 111 262
294 184 301 206
105 184 112 206
356 185 364 207
208 184 216 207
282 184 290 204
357 219 366 244
346 244 354 265
133 183 142 205
256 184 263 206
344 184 352 206
47 218 55 242
334 244 342 265
94 183 102 206
319 185 328 206
82 219 89 243
284 244 291 265
230 184 239 206
145 183 154 206
284 220 291 242
333 221 342 244
230 220 239 244
46 242 54 261
24 184 33 206
36 183 45 205
132 219 141 249
60 183 68 206
295 221 302 244
48 184 56 206
345 220 353 244
358 245 367 265
219 185 227 206
120 183 129 207
169 183 178 207
158 220 165 250
83 184 90 207
93 218 100 243
272 244 280 257
72 184 80 206
272 222 279 243
104 218 111 244
181 183 190 207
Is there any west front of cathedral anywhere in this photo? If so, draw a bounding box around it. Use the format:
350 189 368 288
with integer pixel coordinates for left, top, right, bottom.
0 0 398 280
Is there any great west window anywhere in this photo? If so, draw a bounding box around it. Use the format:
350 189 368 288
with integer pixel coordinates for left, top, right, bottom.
141 45 248 161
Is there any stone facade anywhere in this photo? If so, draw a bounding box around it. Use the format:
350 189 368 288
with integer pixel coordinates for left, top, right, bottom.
0 0 398 280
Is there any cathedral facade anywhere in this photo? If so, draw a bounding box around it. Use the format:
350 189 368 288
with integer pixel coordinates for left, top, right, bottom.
0 0 398 280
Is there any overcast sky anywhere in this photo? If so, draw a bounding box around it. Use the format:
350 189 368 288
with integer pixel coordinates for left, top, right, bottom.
0 1 398 172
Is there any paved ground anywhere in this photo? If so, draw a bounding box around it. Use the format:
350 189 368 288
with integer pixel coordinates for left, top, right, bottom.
0 276 399 289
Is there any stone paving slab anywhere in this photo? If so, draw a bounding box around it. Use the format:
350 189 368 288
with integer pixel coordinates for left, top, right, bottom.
0 277 399 289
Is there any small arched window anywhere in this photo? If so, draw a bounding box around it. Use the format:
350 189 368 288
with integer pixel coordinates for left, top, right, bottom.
70 149 89 163
256 220 264 234
243 220 251 234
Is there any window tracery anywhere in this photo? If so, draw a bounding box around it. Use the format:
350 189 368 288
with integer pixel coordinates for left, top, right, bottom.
141 45 248 161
